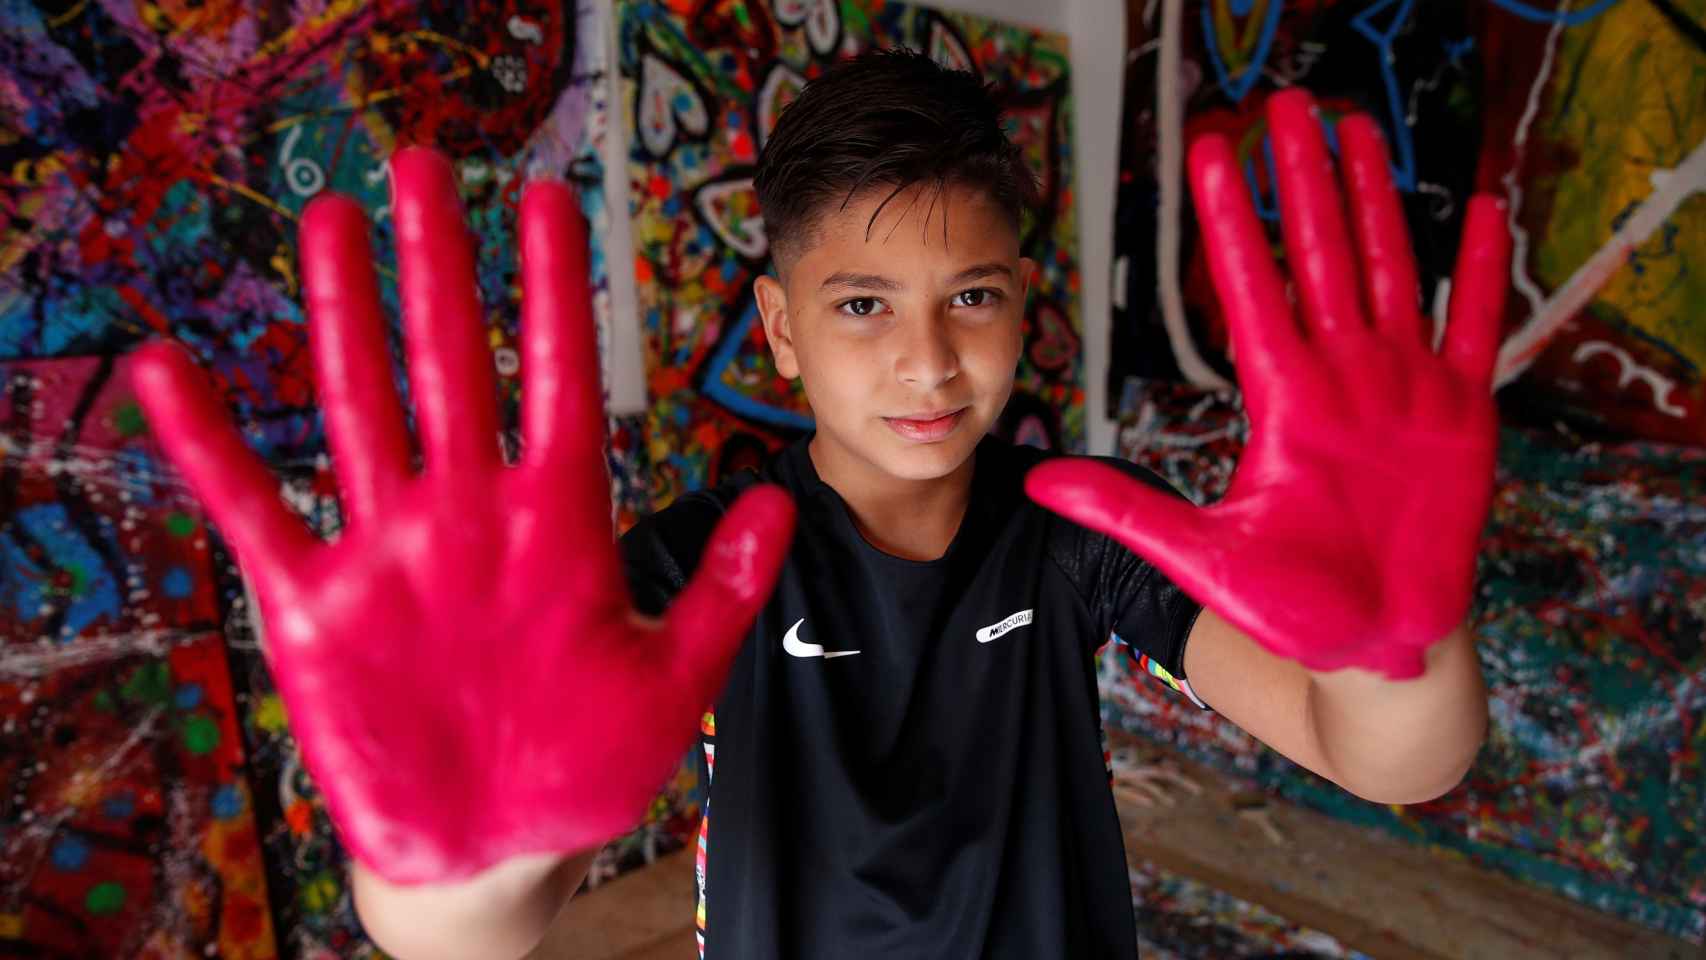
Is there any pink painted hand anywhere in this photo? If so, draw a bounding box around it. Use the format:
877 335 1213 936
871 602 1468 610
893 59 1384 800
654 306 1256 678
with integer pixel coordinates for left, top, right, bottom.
128 148 794 884
1027 90 1511 679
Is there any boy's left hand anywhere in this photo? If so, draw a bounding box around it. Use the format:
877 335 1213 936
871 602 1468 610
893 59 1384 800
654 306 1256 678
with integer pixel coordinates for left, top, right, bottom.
1027 89 1511 679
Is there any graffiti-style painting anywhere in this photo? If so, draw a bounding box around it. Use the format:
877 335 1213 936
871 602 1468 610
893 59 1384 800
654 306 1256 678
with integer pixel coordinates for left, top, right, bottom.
1486 0 1706 446
1111 1 1482 395
1103 377 1706 943
618 0 1084 507
1111 0 1705 447
1 1 626 955
1 357 276 957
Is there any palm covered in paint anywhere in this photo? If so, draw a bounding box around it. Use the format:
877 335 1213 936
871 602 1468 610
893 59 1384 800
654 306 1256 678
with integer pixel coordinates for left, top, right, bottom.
1027 91 1511 678
130 149 793 884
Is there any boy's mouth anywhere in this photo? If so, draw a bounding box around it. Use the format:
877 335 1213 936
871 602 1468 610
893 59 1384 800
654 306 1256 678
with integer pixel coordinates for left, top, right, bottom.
884 407 967 443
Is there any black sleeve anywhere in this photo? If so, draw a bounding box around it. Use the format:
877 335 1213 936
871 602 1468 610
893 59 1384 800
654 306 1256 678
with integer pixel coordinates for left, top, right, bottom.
619 471 762 617
617 492 730 823
619 492 728 618
1056 456 1209 708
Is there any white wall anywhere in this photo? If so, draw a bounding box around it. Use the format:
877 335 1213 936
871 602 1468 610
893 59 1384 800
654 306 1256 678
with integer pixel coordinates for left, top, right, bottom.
1063 0 1127 456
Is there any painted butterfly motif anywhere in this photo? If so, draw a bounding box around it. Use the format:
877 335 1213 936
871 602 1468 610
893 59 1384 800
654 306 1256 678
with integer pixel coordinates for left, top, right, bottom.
638 51 710 159
773 0 840 57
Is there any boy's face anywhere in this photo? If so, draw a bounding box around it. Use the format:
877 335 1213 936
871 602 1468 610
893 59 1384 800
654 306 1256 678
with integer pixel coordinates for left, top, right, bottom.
755 182 1032 485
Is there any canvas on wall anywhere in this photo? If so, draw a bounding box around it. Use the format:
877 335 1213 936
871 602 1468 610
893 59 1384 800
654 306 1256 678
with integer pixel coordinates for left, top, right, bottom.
1110 0 1705 447
1 1 630 955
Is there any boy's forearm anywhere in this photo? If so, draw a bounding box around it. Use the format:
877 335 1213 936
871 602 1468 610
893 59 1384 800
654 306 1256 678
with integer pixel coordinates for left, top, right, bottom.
351 850 594 960
1306 625 1488 805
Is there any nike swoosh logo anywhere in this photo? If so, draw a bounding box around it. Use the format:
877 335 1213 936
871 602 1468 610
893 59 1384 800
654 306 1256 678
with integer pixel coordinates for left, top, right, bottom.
783 618 860 659
976 609 1034 643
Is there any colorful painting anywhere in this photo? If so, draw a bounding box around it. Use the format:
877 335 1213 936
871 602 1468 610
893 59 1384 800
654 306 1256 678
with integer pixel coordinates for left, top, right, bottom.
1487 0 1706 446
1111 0 1706 446
1102 377 1706 943
1 356 276 958
617 0 1085 507
0 0 637 955
1109 1 1482 397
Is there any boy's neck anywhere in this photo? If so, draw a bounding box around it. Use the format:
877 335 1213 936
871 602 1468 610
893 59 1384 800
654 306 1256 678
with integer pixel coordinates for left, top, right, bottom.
807 433 976 562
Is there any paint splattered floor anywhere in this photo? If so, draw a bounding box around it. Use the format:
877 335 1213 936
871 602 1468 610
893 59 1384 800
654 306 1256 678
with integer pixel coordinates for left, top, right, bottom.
1129 858 1370 960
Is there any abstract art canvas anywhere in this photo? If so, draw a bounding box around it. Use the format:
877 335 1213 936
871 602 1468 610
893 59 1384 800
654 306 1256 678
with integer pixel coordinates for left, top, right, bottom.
1110 0 1705 446
2 1 621 954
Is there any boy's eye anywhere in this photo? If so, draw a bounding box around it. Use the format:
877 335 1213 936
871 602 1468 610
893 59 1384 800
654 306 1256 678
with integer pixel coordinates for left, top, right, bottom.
953 288 999 308
839 297 884 317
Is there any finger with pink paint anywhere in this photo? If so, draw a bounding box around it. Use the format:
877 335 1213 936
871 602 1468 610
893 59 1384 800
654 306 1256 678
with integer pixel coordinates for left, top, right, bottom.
128 147 795 885
1026 89 1512 678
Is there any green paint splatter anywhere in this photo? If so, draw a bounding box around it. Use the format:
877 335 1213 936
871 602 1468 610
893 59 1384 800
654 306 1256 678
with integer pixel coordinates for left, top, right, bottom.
841 0 871 35
181 715 220 755
65 563 88 599
85 881 125 915
110 401 146 437
121 662 171 706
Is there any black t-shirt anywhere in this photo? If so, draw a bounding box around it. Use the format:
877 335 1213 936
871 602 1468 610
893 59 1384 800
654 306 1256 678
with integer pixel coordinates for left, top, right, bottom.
621 434 1206 959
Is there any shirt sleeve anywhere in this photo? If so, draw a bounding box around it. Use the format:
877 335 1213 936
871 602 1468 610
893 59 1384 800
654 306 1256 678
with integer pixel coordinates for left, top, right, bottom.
1069 457 1210 709
619 466 765 617
619 491 728 618
617 487 749 822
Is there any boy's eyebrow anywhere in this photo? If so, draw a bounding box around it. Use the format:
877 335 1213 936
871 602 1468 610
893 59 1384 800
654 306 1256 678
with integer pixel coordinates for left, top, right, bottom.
818 262 1014 292
946 263 1014 285
820 271 903 292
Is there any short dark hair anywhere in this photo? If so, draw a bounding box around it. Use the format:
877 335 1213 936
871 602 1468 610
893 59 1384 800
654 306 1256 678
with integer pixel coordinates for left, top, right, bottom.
753 48 1039 269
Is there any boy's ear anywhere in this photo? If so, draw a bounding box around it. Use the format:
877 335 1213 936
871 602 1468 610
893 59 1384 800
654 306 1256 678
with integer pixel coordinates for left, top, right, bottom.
1019 256 1038 302
1017 256 1039 349
754 274 801 379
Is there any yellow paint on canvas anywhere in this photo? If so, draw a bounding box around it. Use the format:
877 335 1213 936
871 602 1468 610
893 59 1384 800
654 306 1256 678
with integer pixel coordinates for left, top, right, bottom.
1533 0 1706 370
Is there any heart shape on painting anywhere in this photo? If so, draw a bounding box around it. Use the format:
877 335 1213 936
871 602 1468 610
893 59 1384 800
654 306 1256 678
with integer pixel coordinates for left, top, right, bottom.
757 62 807 148
1028 299 1079 374
774 0 841 57
694 174 768 262
638 50 710 159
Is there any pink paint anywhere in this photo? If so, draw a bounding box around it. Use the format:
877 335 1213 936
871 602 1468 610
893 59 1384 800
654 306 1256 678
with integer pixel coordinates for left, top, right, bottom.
128 147 796 884
1027 90 1513 679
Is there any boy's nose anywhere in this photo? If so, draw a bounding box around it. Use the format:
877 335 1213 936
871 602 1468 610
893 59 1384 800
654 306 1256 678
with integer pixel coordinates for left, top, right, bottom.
895 316 960 389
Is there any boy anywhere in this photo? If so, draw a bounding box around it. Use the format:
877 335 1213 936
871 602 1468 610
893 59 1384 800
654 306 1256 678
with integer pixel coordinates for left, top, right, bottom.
132 50 1510 960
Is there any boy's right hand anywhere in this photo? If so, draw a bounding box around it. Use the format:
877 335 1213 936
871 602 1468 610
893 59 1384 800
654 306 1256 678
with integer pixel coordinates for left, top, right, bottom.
129 148 794 886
